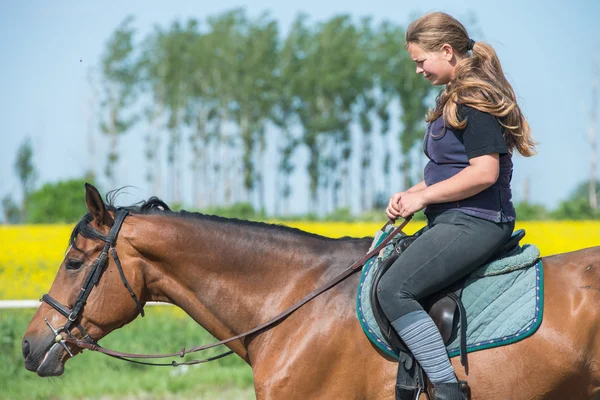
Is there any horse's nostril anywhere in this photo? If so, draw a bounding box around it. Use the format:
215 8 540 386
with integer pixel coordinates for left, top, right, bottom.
22 339 30 359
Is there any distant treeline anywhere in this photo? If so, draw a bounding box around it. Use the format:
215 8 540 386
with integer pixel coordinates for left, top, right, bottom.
3 9 598 223
2 176 599 224
87 10 434 215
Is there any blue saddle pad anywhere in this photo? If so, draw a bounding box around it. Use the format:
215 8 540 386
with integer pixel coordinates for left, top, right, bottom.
356 227 544 359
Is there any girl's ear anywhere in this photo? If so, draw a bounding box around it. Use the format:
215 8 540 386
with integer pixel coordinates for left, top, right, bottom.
441 43 454 60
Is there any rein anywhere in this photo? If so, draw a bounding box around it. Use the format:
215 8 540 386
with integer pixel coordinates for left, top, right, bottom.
43 210 411 367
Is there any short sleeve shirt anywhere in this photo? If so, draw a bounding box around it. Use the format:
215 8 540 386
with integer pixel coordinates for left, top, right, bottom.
455 105 509 159
423 104 516 222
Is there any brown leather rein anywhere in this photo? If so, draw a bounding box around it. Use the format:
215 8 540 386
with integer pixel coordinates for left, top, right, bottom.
54 215 412 367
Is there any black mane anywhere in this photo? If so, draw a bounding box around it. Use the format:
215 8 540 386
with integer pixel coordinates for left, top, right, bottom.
68 188 369 253
134 197 368 242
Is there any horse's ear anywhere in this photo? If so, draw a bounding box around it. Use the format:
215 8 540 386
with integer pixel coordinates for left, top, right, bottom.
85 183 114 228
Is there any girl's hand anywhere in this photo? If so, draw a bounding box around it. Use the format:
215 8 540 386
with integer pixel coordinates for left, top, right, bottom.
386 192 404 221
397 192 427 218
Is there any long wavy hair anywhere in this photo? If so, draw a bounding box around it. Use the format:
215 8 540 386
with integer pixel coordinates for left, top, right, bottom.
406 12 537 156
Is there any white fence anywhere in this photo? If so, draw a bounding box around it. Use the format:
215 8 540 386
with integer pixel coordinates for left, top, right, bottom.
0 300 172 309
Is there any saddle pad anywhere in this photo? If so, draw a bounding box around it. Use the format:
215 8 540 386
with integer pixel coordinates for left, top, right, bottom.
356 228 399 358
356 228 543 359
445 260 543 357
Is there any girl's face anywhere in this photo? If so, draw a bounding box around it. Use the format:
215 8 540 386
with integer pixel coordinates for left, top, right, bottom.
407 43 459 86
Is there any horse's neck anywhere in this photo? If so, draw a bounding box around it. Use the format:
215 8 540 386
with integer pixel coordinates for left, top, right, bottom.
129 215 367 356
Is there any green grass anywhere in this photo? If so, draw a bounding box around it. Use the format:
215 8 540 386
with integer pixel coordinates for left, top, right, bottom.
1 307 255 400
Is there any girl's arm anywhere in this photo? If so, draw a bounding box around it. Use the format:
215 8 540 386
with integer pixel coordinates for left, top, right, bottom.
422 153 500 204
406 180 427 193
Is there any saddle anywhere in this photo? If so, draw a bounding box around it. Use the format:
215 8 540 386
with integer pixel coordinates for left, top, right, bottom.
369 227 526 398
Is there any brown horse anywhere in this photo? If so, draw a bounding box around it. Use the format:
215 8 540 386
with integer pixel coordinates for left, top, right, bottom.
22 184 600 399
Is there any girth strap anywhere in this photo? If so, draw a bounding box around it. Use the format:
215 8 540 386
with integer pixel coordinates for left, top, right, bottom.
447 291 469 374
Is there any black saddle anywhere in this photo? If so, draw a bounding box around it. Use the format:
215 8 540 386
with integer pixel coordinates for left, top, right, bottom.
369 228 526 398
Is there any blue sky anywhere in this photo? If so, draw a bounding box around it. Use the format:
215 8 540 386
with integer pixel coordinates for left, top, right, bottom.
1 0 599 215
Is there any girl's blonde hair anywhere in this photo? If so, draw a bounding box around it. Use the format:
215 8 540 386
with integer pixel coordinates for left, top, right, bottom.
406 12 537 156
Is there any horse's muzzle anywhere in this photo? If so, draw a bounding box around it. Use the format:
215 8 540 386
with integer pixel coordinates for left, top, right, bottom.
22 334 66 377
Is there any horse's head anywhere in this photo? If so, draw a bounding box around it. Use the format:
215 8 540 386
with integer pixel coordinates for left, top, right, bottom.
22 183 146 376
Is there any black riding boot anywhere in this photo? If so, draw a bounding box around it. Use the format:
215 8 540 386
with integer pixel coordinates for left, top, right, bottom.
431 381 470 400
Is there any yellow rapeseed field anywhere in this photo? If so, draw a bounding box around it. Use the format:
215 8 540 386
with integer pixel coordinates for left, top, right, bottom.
1 221 599 300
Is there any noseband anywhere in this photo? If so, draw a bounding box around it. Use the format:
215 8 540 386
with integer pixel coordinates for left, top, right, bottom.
41 209 144 356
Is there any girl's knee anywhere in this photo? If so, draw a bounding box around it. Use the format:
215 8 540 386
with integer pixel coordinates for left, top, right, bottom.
376 277 394 307
376 276 413 313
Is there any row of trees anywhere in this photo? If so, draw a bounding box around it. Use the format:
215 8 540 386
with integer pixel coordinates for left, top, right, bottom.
3 9 598 223
3 137 599 223
93 9 433 215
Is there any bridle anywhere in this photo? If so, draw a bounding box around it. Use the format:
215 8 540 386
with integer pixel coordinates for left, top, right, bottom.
41 208 411 367
42 210 144 358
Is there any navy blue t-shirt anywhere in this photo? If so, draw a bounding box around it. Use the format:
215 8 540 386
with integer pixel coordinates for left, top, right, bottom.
455 106 509 158
423 105 516 222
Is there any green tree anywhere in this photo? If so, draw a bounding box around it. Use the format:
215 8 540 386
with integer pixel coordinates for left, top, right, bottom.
1 195 21 224
27 179 92 223
204 10 245 207
161 20 198 204
394 37 432 189
99 16 139 189
295 15 363 214
14 137 37 220
320 16 364 213
272 17 304 215
356 17 377 212
551 197 599 220
571 179 600 201
372 22 397 196
377 21 432 190
139 25 169 198
514 201 549 220
183 21 218 209
286 14 321 212
551 180 600 220
228 11 279 211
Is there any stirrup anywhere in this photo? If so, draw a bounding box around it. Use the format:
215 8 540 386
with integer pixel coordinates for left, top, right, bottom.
396 385 422 400
431 380 470 400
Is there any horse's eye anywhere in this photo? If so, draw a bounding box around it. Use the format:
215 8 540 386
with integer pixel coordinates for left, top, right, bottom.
66 260 84 270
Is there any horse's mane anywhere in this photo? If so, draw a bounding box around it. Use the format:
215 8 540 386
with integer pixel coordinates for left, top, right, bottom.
68 188 368 253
